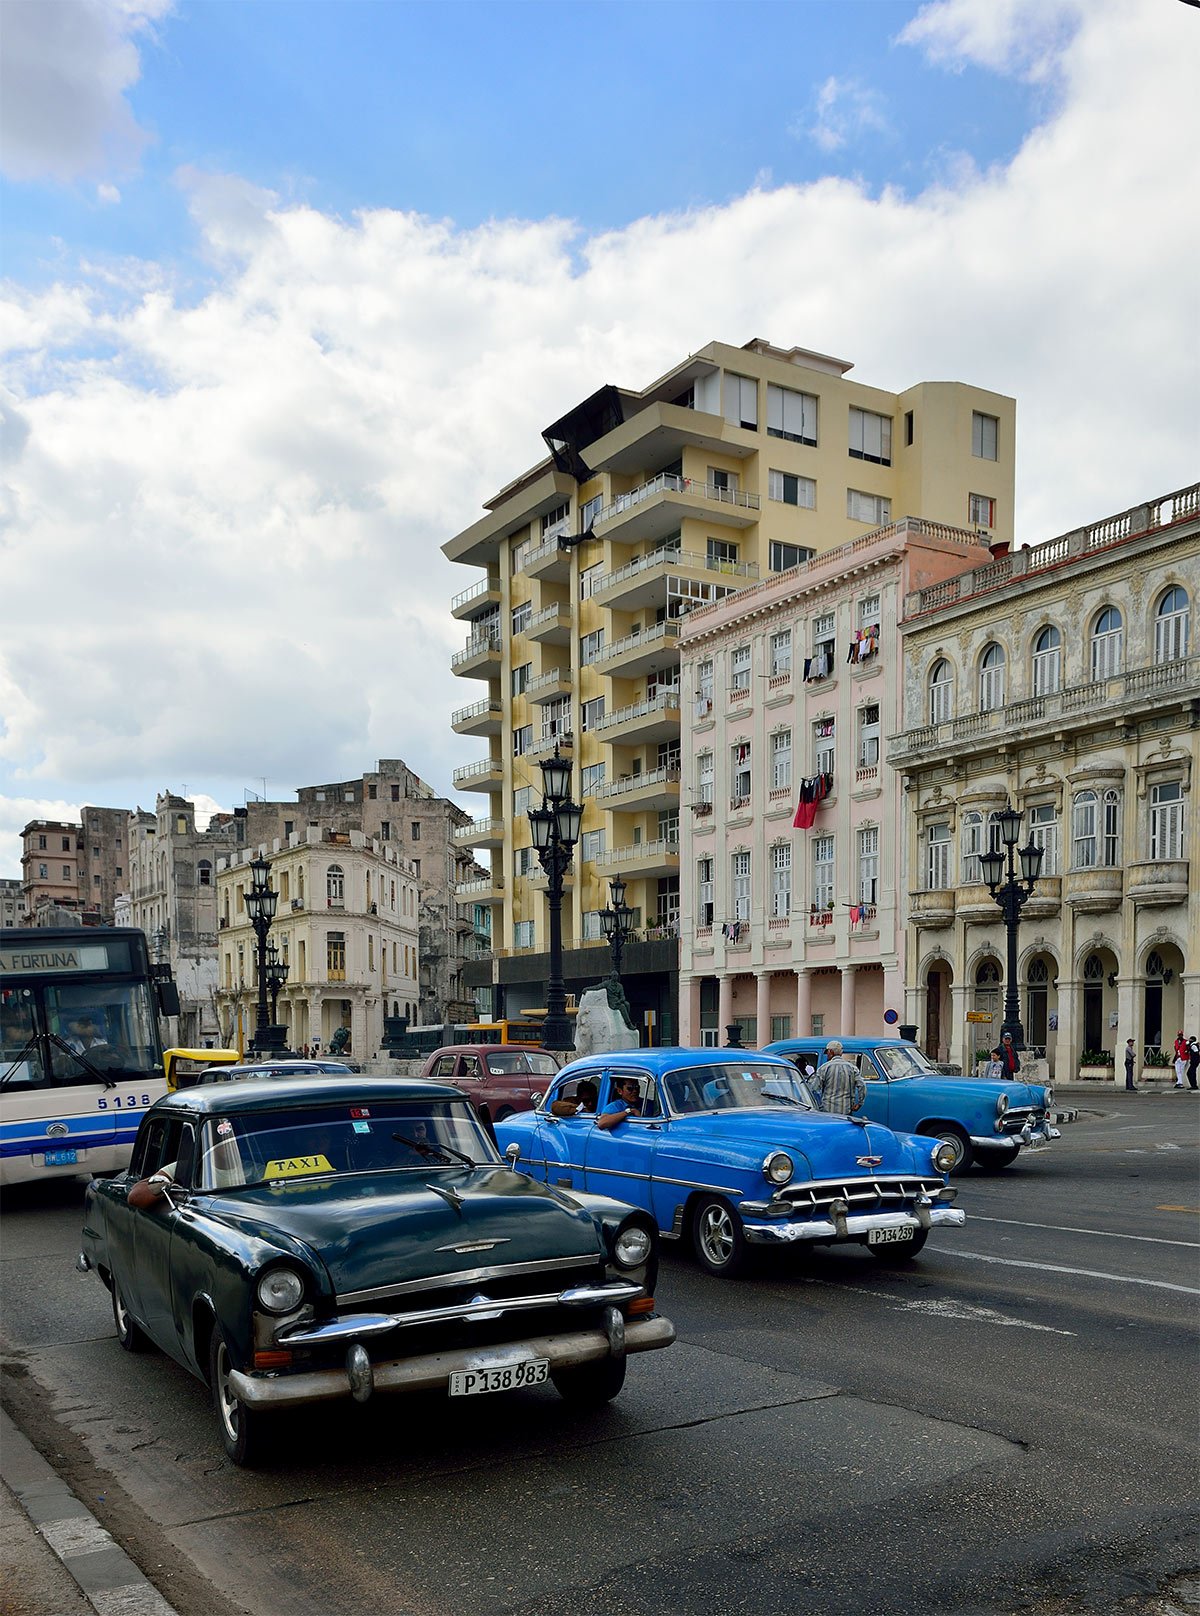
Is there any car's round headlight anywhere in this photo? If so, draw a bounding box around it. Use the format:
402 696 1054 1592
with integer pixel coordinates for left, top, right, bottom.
1043 1085 1055 1109
763 1150 794 1187
933 1141 958 1173
995 1092 1009 1118
614 1225 652 1268
256 1266 305 1313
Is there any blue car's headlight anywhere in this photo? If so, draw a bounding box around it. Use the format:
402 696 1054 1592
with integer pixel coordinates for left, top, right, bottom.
932 1141 958 1174
763 1151 794 1187
995 1092 1009 1119
1043 1085 1055 1109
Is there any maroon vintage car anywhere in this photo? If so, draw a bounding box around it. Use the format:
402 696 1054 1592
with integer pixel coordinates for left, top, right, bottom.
418 1045 562 1122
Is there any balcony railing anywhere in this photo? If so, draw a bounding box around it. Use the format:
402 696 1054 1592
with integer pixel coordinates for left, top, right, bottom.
599 620 681 663
590 543 760 597
594 765 681 801
450 577 498 614
451 632 501 669
596 472 760 529
452 818 504 844
451 696 503 727
594 692 681 734
452 757 501 787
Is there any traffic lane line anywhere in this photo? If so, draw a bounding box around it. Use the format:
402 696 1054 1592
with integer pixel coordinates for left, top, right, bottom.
926 1247 1200 1295
965 1213 1199 1248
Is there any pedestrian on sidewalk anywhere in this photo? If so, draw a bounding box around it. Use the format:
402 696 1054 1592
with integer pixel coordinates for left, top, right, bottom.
1173 1031 1188 1088
1124 1038 1137 1092
999 1031 1020 1078
1187 1036 1199 1091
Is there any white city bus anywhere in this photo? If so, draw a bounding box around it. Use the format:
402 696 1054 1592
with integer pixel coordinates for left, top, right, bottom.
1 927 180 1186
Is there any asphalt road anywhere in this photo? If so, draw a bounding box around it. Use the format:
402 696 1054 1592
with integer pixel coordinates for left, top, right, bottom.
2 1094 1197 1616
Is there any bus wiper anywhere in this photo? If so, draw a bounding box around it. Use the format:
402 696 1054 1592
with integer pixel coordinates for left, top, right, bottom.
45 1032 115 1089
391 1132 476 1169
1 1035 40 1088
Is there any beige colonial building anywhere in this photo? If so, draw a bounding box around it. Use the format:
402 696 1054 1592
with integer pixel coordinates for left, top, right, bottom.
444 336 1015 1040
889 482 1198 1080
19 809 129 925
676 517 992 1046
215 829 419 1058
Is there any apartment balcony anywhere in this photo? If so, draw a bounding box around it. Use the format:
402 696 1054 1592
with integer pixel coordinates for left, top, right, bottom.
1022 876 1061 920
956 883 999 924
595 839 680 882
595 472 760 548
524 522 574 582
452 818 505 850
527 601 572 645
451 631 503 679
452 756 504 793
526 729 573 761
909 890 955 929
582 400 756 476
593 765 681 814
526 667 574 704
1126 859 1189 906
889 655 1200 767
455 874 505 906
526 865 575 892
451 696 503 737
596 620 682 680
450 577 502 622
1063 867 1124 913
590 542 760 614
594 691 681 745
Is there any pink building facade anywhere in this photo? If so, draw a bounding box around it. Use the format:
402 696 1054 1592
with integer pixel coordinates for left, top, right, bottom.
676 518 992 1046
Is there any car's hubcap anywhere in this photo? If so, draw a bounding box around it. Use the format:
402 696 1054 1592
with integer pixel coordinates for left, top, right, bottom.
214 1342 239 1440
699 1204 734 1266
114 1291 130 1337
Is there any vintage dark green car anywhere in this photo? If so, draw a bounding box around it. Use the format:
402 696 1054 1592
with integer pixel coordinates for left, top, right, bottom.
79 1078 675 1465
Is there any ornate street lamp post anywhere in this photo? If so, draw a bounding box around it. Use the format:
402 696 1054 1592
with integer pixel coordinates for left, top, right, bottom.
244 854 281 1054
599 873 636 982
263 939 289 1026
528 746 582 1052
979 803 1045 1051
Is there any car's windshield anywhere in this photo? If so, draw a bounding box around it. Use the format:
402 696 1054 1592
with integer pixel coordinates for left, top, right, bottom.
195 1100 499 1189
665 1063 817 1114
487 1049 559 1076
873 1045 937 1079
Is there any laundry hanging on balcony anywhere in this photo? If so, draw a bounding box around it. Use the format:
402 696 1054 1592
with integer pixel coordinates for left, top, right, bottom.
847 625 880 663
792 773 833 829
803 652 831 682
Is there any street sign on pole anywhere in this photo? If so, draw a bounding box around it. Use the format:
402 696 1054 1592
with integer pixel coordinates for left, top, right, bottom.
966 1011 994 1023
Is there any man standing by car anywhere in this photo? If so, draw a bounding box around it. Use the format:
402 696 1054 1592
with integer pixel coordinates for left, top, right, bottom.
810 1041 866 1116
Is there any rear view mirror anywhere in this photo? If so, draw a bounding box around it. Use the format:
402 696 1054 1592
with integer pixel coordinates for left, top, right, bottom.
505 1142 522 1168
530 1091 544 1106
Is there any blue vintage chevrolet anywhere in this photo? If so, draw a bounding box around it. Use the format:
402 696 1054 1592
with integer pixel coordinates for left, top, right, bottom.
762 1036 1059 1173
494 1049 964 1277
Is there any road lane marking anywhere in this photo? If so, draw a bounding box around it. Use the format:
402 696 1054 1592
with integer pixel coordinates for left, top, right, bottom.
968 1214 1200 1249
813 1279 1075 1334
931 1248 1200 1294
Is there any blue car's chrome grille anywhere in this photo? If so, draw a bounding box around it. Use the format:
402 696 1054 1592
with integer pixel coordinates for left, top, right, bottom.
779 1174 948 1212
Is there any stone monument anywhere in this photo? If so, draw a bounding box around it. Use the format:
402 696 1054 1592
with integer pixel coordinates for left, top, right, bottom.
573 985 639 1057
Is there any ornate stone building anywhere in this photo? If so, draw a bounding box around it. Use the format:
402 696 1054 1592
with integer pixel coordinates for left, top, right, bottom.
889 483 1198 1079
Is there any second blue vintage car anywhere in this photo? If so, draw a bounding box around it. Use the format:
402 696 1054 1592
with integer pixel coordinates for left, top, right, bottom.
494 1049 964 1276
761 1036 1059 1173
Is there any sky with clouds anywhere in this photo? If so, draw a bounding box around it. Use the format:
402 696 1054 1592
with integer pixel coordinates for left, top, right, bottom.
1 0 1197 882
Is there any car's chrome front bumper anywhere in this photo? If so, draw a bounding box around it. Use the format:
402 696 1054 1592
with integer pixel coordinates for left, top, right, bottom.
971 1122 1060 1152
228 1312 675 1409
742 1205 965 1246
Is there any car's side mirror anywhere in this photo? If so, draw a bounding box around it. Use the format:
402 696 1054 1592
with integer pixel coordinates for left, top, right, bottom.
505 1142 522 1169
530 1091 544 1107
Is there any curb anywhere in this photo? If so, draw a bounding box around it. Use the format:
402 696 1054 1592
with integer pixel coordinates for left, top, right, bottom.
1 1406 183 1616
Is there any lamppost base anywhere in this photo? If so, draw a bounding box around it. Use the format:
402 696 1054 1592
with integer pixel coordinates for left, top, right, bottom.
249 1023 289 1056
540 1015 574 1053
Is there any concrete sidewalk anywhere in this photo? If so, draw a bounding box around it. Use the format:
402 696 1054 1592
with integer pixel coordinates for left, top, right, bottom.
0 1410 180 1616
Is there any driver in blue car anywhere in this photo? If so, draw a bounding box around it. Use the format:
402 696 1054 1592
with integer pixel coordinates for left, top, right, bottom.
598 1075 649 1130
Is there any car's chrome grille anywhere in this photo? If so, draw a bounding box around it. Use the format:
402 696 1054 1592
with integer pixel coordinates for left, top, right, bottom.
778 1174 947 1212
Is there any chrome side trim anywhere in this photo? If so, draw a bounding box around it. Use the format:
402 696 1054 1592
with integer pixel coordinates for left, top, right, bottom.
280 1280 643 1345
230 1315 677 1408
337 1252 595 1306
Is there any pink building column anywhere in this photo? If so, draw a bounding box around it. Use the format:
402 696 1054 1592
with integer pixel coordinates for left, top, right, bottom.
795 969 812 1040
717 974 734 1036
755 972 772 1047
840 966 857 1037
679 976 702 1045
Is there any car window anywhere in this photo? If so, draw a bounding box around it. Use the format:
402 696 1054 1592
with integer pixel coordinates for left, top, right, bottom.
675 1063 815 1113
135 1116 196 1186
873 1045 935 1079
487 1050 526 1073
195 1100 499 1188
601 1069 660 1119
548 1075 600 1116
460 1056 482 1079
527 1053 560 1077
429 1055 457 1077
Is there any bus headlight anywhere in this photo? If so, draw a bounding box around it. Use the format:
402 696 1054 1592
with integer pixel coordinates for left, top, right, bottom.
763 1151 794 1187
256 1266 305 1314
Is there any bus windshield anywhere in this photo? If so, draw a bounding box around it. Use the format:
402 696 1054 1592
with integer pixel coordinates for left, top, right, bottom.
2 977 161 1089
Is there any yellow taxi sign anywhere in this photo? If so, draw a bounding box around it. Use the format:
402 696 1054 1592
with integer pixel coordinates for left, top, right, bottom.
264 1155 334 1178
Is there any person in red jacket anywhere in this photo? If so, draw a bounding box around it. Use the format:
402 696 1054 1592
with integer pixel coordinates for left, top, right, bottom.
1173 1032 1189 1089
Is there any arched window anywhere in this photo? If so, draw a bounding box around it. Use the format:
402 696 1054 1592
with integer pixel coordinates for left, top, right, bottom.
973 959 1001 1024
979 643 1006 711
928 658 954 724
1031 626 1061 695
326 864 344 904
1091 606 1123 680
1072 789 1121 868
1154 586 1190 663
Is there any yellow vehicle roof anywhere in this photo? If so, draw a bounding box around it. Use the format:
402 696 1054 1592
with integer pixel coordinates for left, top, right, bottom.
164 1047 242 1090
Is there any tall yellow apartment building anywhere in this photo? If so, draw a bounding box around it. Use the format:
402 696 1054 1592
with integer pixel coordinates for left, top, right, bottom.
443 338 1015 1039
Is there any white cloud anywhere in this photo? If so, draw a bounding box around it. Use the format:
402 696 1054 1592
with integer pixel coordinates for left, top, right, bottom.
898 0 1085 82
0 0 170 184
800 76 891 154
97 183 122 205
1 0 1197 881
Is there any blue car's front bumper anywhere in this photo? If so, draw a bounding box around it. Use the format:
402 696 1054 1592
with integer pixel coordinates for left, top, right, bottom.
970 1120 1060 1154
737 1185 964 1245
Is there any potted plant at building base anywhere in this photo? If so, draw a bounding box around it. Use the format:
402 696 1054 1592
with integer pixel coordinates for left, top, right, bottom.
1140 1047 1174 1086
1077 1050 1114 1081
